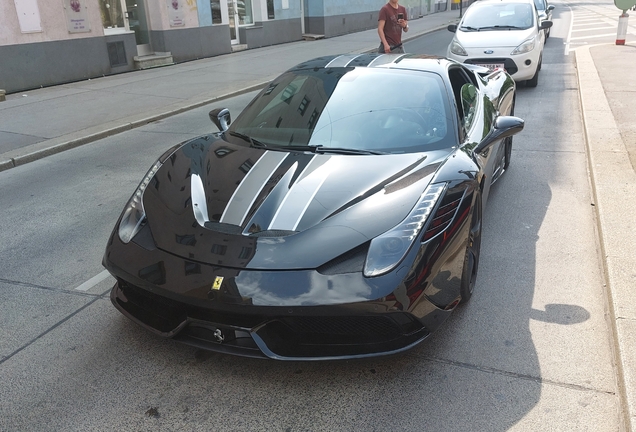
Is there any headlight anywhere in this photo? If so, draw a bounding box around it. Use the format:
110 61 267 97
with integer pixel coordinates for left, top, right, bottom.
118 161 162 243
364 183 447 277
118 143 184 243
449 39 468 56
511 37 536 55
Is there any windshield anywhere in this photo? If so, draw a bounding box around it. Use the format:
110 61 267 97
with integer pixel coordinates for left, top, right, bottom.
228 67 454 154
461 2 535 30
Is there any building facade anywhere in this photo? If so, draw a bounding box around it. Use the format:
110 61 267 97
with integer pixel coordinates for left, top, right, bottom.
1 0 447 94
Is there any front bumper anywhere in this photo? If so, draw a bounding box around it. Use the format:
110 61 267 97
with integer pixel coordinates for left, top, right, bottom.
448 48 541 82
111 279 434 360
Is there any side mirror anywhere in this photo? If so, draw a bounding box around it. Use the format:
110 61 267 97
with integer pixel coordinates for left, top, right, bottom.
474 116 524 154
540 20 553 29
447 24 457 33
209 108 231 132
547 4 555 11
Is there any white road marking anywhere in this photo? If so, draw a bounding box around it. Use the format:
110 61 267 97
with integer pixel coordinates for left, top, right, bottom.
574 18 602 23
74 270 112 291
564 4 574 55
570 33 624 40
572 27 615 32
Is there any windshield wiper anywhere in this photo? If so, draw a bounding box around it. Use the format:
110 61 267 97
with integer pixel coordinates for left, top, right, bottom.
479 25 524 30
460 25 480 31
314 146 387 155
283 145 319 152
227 131 270 149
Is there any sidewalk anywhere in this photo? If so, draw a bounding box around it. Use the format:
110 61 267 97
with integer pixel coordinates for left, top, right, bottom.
0 9 458 172
575 42 636 431
0 8 635 430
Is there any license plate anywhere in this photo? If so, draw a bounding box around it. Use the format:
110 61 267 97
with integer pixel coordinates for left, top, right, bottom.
477 63 504 72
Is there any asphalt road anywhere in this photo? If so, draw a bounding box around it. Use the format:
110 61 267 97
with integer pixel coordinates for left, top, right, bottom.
0 6 623 431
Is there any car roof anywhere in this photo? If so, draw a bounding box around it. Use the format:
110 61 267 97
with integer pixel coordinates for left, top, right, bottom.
288 53 458 76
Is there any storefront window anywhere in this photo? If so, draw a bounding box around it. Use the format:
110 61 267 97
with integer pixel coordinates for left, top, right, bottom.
100 0 124 30
210 0 221 24
238 0 253 25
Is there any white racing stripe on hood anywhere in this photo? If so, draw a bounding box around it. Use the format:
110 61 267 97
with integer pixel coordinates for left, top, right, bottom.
324 54 362 68
220 151 288 226
191 173 210 226
268 154 332 231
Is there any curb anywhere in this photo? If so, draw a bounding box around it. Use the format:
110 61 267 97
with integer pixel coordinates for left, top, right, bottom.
575 43 636 432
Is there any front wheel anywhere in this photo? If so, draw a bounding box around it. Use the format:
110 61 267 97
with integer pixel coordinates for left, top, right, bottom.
526 57 541 87
503 99 515 170
459 192 482 304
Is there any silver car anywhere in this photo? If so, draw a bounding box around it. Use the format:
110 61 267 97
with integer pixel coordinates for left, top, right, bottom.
533 0 555 39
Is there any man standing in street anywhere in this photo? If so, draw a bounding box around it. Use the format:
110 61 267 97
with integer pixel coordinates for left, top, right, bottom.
378 0 409 53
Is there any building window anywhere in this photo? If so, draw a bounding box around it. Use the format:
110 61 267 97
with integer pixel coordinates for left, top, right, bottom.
267 0 275 19
237 0 253 25
210 0 222 24
100 0 125 32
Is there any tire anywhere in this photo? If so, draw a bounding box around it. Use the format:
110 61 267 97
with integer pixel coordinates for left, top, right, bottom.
459 192 482 304
526 63 540 87
503 98 515 170
503 136 513 170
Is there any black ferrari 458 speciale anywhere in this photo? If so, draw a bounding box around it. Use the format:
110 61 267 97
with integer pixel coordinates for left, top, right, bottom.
103 54 523 360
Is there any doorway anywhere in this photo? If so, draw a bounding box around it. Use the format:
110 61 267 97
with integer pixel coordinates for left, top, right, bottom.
125 0 152 56
99 0 152 56
227 0 254 45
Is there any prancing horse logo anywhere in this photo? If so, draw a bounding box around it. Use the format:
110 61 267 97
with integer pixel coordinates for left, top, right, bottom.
212 276 224 290
213 329 224 343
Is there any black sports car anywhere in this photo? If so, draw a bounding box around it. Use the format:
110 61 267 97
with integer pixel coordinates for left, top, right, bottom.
103 54 523 360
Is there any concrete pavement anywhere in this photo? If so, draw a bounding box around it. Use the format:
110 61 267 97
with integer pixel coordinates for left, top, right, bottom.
0 7 634 430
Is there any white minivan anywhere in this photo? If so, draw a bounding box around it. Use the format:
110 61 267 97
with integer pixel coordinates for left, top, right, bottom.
446 0 553 87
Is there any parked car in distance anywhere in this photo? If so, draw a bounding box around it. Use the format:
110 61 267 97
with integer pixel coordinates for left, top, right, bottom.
103 54 524 360
533 0 555 39
447 0 553 87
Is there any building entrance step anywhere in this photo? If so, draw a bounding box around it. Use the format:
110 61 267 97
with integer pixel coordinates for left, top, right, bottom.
133 52 174 70
302 34 325 41
231 44 248 53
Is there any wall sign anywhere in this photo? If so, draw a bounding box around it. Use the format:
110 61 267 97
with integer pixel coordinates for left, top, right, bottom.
168 0 185 26
64 0 91 33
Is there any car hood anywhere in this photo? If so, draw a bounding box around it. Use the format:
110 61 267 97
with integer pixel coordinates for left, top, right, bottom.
140 135 452 270
455 27 536 48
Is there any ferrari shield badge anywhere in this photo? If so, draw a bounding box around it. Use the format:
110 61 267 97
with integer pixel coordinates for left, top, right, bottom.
212 276 224 290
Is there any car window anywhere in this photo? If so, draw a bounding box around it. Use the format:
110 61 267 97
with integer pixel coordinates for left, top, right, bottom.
230 67 455 153
461 2 534 30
